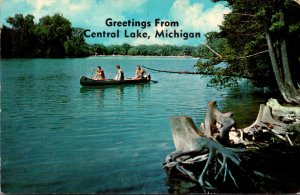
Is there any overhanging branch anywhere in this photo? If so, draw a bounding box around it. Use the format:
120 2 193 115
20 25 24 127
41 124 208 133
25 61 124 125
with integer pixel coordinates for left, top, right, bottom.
201 42 269 61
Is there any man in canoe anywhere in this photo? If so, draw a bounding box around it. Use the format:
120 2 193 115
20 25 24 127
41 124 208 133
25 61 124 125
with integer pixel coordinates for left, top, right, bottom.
132 65 145 80
93 66 105 80
114 65 124 81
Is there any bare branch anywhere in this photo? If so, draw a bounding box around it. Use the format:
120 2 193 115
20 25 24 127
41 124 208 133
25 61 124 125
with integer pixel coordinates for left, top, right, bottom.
235 50 269 59
224 13 255 17
202 42 223 58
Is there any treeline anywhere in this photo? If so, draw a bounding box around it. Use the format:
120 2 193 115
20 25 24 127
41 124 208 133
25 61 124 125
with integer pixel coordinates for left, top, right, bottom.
91 43 199 56
1 13 199 58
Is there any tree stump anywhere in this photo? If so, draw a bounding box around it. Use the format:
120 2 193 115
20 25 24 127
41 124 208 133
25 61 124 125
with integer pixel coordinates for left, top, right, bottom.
164 99 300 192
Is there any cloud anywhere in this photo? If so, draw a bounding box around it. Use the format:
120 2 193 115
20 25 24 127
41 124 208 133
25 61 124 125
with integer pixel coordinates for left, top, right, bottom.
169 0 230 34
2 0 147 28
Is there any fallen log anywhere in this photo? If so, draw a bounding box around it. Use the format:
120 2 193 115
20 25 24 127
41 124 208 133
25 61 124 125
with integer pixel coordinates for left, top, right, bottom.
266 98 300 119
164 99 300 192
142 65 253 79
142 65 203 75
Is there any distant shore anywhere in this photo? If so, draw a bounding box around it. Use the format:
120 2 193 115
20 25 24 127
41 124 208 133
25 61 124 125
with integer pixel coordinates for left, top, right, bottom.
91 54 196 58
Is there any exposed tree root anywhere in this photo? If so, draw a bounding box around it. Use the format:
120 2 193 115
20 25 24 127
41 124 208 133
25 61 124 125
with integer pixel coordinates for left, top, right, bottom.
164 99 300 192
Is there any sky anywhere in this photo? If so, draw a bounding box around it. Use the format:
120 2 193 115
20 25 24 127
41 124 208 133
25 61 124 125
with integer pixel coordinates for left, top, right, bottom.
1 0 231 46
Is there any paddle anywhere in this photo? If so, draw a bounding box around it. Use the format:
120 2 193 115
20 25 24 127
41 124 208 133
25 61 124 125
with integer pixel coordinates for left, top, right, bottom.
143 70 158 83
145 74 158 83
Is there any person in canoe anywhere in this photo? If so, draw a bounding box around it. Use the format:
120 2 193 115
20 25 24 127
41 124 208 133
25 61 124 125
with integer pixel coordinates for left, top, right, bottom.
132 65 145 80
93 66 105 80
113 65 124 81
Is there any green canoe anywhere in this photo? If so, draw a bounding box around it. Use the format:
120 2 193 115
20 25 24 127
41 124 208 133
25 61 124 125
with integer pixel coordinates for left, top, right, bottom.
80 75 151 86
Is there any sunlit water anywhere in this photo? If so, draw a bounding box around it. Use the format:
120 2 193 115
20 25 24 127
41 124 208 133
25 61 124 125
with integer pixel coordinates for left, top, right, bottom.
1 56 269 193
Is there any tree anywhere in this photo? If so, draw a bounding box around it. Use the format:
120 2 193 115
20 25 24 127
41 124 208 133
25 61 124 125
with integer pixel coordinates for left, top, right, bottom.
64 28 89 57
106 45 122 55
135 45 148 55
90 44 107 55
262 1 300 103
120 43 131 55
1 26 13 57
197 0 300 104
2 13 91 58
127 47 139 56
4 14 38 57
35 14 72 57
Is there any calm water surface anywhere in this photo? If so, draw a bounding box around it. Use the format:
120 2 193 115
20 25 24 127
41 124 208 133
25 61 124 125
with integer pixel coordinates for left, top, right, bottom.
1 57 268 193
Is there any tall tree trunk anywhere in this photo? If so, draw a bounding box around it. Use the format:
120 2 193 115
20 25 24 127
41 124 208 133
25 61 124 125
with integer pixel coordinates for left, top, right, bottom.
265 32 300 104
279 10 298 96
281 40 292 84
280 39 300 99
266 32 289 101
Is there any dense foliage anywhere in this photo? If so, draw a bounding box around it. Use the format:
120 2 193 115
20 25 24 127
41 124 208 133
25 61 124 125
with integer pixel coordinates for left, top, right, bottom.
2 14 89 58
90 43 198 56
196 0 300 90
1 14 199 58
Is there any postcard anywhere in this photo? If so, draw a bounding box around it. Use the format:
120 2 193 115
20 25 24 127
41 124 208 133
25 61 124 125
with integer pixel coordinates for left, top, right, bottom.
1 0 300 194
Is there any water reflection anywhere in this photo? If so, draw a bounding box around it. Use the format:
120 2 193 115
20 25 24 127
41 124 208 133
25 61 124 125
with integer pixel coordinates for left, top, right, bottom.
220 83 280 127
79 87 106 108
135 83 150 101
80 86 106 98
79 83 151 107
115 85 124 103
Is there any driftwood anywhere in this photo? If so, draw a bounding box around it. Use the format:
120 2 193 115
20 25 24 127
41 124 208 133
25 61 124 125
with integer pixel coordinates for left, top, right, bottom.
164 98 300 192
201 101 235 142
239 98 300 146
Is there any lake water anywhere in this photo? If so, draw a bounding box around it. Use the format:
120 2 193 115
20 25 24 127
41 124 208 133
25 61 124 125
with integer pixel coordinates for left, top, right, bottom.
1 56 269 193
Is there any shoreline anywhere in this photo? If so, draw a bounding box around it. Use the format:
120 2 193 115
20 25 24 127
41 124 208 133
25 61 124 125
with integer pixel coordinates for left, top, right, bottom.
91 54 197 58
1 55 199 60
